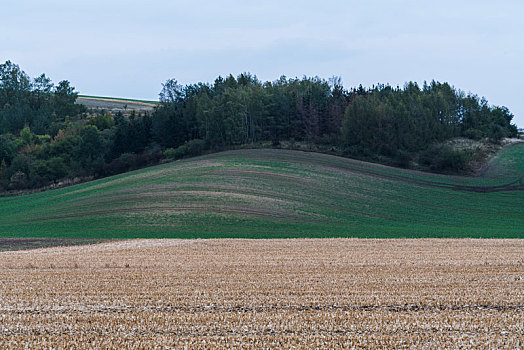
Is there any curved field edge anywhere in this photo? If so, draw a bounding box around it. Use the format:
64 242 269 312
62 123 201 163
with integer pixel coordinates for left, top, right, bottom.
0 146 522 239
480 141 524 180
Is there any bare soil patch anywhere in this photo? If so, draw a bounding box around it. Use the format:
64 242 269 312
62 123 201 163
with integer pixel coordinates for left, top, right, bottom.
0 237 107 251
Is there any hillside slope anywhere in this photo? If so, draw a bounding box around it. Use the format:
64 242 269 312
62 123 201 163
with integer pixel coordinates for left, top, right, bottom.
1 146 522 238
76 95 157 112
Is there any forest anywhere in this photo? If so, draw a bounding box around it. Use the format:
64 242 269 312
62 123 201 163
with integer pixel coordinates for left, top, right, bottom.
0 60 518 191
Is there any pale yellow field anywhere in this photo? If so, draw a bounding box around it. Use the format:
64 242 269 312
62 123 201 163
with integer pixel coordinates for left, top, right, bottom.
0 239 523 349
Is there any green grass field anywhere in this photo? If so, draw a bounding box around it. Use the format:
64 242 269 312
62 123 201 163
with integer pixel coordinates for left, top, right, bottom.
1 145 522 239
76 95 158 112
77 95 159 105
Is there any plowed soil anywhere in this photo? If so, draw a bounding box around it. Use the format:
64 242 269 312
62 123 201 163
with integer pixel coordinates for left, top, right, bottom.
0 237 106 251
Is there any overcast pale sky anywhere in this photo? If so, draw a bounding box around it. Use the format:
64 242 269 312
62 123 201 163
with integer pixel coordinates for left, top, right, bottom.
2 0 523 126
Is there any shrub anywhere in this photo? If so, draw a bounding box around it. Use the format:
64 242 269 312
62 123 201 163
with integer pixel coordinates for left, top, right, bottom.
172 139 206 159
9 171 28 190
7 154 31 179
394 149 412 168
163 148 175 159
47 157 68 180
420 145 473 173
463 128 484 141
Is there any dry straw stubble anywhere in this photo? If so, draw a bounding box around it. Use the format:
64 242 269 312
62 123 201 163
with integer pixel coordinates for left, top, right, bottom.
0 239 523 348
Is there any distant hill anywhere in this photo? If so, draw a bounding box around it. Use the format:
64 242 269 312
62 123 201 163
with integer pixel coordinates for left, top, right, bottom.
76 95 158 112
1 146 522 239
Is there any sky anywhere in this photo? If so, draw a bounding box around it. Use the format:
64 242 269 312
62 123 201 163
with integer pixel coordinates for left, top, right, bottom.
2 0 523 127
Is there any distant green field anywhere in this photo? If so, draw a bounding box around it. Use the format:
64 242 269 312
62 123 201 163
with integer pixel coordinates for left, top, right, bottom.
78 95 159 105
76 95 158 112
1 145 523 239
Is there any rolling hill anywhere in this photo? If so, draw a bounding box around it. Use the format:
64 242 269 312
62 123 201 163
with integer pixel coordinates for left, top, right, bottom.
1 144 523 239
76 95 158 112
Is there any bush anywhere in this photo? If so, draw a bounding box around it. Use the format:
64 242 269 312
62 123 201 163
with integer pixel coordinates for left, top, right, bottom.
163 148 176 159
104 158 127 175
463 128 484 141
7 154 31 179
420 145 472 173
9 171 28 190
172 139 206 159
46 157 68 180
93 150 164 178
394 149 412 168
149 151 163 163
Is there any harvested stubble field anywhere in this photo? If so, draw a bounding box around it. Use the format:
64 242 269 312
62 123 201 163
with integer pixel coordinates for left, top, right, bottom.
0 239 522 348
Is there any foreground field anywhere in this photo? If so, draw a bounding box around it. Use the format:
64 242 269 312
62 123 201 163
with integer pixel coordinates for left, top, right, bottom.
1 145 523 238
0 239 522 348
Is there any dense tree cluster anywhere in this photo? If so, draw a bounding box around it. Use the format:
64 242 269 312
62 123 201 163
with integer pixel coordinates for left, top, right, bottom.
149 74 517 171
0 61 518 191
0 61 85 135
154 75 516 149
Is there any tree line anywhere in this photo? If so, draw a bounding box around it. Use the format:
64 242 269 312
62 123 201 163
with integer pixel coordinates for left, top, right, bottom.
0 61 518 191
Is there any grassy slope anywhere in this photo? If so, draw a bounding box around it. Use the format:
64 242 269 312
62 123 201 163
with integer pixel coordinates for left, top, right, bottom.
1 145 522 239
77 95 159 105
76 95 158 111
479 141 524 179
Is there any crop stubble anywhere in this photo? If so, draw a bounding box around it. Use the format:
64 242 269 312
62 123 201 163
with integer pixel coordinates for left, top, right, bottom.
0 239 522 348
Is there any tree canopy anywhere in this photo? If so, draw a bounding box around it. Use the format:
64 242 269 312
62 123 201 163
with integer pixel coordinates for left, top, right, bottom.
0 61 518 192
